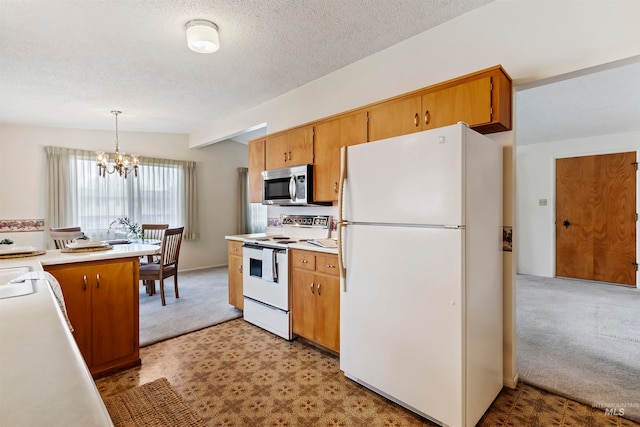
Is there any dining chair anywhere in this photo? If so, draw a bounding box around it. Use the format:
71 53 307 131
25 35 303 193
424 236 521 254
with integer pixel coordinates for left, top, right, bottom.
141 223 169 241
139 227 184 306
50 227 84 249
140 223 168 264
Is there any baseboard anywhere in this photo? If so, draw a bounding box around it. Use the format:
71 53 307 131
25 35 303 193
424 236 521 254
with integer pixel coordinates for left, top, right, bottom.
503 372 519 389
179 264 227 272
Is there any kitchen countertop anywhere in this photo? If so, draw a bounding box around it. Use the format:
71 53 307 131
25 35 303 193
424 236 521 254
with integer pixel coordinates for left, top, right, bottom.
0 243 160 269
225 233 339 255
0 244 159 427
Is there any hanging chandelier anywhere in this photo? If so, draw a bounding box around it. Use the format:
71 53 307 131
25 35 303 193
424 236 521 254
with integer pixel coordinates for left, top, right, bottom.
96 110 139 178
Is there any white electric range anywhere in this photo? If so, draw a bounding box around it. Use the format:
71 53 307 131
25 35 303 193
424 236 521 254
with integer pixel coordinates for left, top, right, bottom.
241 215 332 339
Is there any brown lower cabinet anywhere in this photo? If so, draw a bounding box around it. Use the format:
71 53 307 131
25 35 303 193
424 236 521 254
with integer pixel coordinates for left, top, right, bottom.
44 257 140 378
291 249 340 352
227 240 244 310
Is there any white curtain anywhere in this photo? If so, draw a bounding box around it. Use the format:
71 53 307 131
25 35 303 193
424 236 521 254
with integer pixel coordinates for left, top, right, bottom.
45 147 198 244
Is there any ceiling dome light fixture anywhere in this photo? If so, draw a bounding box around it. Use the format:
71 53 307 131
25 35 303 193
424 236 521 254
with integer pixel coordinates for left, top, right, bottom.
185 19 219 53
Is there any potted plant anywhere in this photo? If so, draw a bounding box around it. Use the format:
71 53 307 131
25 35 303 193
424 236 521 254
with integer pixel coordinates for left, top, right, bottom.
117 217 141 239
0 238 15 250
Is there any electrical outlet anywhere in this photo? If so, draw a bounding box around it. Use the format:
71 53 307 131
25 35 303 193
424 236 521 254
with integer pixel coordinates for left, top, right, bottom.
539 199 547 206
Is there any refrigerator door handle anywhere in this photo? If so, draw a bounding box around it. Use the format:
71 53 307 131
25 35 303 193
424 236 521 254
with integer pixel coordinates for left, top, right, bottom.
338 146 348 284
338 221 347 284
338 146 347 224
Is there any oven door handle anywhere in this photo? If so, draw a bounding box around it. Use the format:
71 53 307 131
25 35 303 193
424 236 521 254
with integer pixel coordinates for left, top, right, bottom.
289 174 297 201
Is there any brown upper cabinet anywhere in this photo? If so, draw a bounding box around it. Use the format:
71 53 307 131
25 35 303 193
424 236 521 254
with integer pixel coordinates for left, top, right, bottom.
249 65 511 203
265 125 314 170
314 110 368 202
248 139 265 203
422 67 511 134
422 76 492 131
368 66 511 142
367 95 422 142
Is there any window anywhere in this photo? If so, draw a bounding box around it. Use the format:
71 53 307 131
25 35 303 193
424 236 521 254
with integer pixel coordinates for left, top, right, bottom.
46 147 198 242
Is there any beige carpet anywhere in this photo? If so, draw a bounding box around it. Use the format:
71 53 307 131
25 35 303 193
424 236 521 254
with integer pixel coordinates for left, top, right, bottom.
517 274 640 423
139 266 242 346
103 377 205 427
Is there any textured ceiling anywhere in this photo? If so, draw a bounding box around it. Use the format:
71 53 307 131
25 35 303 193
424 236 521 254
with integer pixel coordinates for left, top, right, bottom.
516 58 640 145
0 0 493 135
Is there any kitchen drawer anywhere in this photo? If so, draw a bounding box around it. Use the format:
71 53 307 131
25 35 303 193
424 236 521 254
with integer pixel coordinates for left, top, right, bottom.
228 240 243 256
316 254 339 276
291 250 316 271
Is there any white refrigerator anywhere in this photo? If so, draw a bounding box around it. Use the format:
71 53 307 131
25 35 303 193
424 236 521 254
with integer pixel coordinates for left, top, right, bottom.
338 123 503 427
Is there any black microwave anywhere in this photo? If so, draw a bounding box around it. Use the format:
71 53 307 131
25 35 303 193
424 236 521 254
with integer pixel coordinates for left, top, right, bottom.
262 164 313 206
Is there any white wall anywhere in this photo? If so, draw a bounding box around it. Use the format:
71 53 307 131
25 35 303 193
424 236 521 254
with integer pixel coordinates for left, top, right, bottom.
0 124 247 270
516 131 640 281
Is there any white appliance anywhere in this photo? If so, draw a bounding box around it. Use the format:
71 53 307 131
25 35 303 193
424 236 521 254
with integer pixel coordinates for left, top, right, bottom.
337 123 503 427
242 215 332 340
243 244 291 339
262 164 315 206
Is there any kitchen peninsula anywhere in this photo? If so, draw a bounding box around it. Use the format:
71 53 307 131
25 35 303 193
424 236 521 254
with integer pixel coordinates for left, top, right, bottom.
0 243 158 427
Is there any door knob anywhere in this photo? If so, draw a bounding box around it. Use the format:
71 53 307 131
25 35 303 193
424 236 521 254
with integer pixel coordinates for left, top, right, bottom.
562 219 570 228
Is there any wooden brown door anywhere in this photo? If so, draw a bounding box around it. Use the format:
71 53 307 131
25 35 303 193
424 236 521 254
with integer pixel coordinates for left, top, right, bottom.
248 139 265 203
91 261 136 366
291 269 316 340
556 152 637 285
314 111 368 202
421 76 492 130
368 95 421 142
314 119 340 202
46 265 93 363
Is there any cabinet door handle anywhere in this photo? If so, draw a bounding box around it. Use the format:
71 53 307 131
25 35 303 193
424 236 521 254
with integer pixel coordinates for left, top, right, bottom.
333 182 338 193
300 259 307 263
288 151 291 161
82 275 87 291
283 152 287 162
414 113 419 127
317 283 321 296
96 274 101 289
311 283 314 294
424 110 430 125
239 265 243 273
325 264 335 269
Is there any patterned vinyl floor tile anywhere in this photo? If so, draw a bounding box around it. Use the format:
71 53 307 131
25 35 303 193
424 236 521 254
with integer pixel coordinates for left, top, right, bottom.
96 319 639 427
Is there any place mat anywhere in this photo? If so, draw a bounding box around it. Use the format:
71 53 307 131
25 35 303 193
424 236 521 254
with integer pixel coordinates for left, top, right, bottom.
60 245 113 253
0 250 46 259
103 377 205 427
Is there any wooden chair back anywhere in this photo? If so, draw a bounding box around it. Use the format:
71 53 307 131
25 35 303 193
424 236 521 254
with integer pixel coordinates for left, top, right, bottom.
141 223 169 241
159 227 184 269
50 227 84 249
